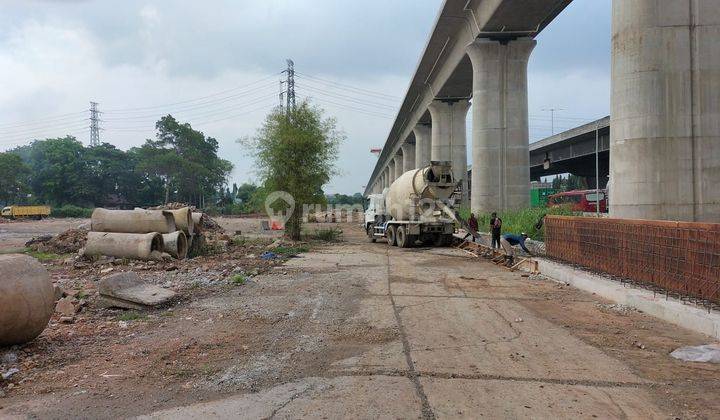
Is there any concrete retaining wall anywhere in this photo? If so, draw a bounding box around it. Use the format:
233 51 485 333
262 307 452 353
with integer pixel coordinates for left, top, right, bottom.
534 258 720 340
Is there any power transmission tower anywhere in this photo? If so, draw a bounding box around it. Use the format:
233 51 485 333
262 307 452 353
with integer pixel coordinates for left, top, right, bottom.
89 101 101 146
281 59 296 115
279 80 285 111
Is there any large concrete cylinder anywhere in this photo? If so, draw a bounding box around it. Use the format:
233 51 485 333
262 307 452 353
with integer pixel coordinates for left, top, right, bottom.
0 254 54 346
191 212 203 233
162 231 188 259
386 161 455 221
85 232 164 260
611 0 720 221
92 208 177 234
167 207 194 236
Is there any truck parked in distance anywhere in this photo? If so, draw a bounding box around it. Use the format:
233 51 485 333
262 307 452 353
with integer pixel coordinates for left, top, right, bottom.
1 205 52 220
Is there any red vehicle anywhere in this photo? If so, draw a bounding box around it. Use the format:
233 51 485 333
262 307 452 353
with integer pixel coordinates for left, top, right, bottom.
547 189 608 213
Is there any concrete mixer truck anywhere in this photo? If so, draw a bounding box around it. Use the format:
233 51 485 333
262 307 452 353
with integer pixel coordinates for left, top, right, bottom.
364 161 459 247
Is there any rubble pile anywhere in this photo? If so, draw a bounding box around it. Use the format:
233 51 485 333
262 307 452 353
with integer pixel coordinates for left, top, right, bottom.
26 228 88 254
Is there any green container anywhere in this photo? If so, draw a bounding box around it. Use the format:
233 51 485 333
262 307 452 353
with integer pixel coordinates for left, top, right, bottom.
530 188 556 208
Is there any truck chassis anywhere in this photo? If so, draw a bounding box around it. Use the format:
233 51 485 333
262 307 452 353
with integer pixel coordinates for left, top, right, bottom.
367 220 454 248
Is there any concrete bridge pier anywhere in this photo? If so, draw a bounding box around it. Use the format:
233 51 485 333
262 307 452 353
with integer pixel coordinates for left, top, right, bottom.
611 0 720 221
393 155 403 181
413 124 432 169
428 99 470 204
467 37 536 214
388 159 396 185
401 143 416 173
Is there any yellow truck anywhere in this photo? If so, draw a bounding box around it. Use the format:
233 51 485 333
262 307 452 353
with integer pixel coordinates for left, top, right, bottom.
1 205 51 220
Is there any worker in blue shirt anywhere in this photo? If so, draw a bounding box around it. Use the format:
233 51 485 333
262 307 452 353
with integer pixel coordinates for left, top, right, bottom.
500 233 531 265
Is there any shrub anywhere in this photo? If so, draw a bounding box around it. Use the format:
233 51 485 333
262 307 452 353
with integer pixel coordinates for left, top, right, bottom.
52 205 93 218
230 274 247 285
25 249 65 261
477 206 577 241
117 311 147 321
459 205 577 241
306 228 343 242
274 245 310 256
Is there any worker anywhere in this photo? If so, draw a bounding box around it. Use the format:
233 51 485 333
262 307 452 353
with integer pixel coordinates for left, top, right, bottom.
463 213 479 241
500 232 532 265
490 212 502 250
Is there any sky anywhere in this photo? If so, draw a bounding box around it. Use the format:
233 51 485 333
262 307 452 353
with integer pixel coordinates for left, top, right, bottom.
0 0 611 194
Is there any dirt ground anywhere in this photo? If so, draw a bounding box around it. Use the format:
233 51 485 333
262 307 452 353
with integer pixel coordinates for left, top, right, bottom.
0 218 88 251
1 218 720 419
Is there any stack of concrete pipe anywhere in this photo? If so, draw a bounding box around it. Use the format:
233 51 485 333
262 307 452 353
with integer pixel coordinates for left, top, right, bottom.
85 207 198 260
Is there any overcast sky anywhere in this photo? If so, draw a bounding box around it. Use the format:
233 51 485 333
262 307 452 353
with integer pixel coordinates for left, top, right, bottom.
0 0 611 194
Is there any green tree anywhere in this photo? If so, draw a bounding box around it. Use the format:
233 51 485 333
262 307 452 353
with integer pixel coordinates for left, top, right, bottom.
235 183 258 205
135 115 233 206
26 136 92 205
0 152 30 205
248 102 343 239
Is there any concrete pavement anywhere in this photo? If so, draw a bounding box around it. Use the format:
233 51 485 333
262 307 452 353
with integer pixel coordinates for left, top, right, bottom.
140 233 720 419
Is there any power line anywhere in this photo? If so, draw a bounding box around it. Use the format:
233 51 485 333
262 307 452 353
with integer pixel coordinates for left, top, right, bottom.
304 96 393 120
103 95 278 131
103 74 280 113
295 72 401 101
102 91 278 126
296 82 397 111
0 110 87 129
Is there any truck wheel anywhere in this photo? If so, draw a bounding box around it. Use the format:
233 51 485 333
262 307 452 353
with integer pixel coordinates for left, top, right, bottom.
366 224 377 243
397 226 411 248
386 225 397 246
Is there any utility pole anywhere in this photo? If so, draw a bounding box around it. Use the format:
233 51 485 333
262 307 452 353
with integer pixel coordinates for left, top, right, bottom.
89 101 101 146
595 121 600 217
281 59 296 115
542 107 563 135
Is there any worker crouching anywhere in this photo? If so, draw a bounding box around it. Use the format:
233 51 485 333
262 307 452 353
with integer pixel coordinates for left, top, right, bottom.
500 233 532 267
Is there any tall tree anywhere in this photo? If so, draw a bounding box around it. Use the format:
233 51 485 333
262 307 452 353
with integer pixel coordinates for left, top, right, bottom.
248 102 343 239
26 136 92 205
135 115 233 206
0 152 30 205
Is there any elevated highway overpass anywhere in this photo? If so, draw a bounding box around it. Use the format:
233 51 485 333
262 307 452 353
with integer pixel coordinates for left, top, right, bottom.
365 0 720 222
529 116 609 188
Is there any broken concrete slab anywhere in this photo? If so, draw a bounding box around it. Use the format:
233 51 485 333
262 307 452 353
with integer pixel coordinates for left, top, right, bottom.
98 271 176 310
55 297 77 317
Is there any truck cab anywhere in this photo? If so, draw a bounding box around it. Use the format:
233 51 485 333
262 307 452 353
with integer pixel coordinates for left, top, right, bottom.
364 193 387 242
1 207 11 218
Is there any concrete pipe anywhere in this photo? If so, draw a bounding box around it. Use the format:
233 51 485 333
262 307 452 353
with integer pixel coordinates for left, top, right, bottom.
168 207 194 236
91 208 177 234
192 212 203 233
162 231 188 259
85 232 164 260
0 254 55 346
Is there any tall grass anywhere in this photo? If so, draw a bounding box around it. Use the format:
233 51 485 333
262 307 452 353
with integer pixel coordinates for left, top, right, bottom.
459 206 576 241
